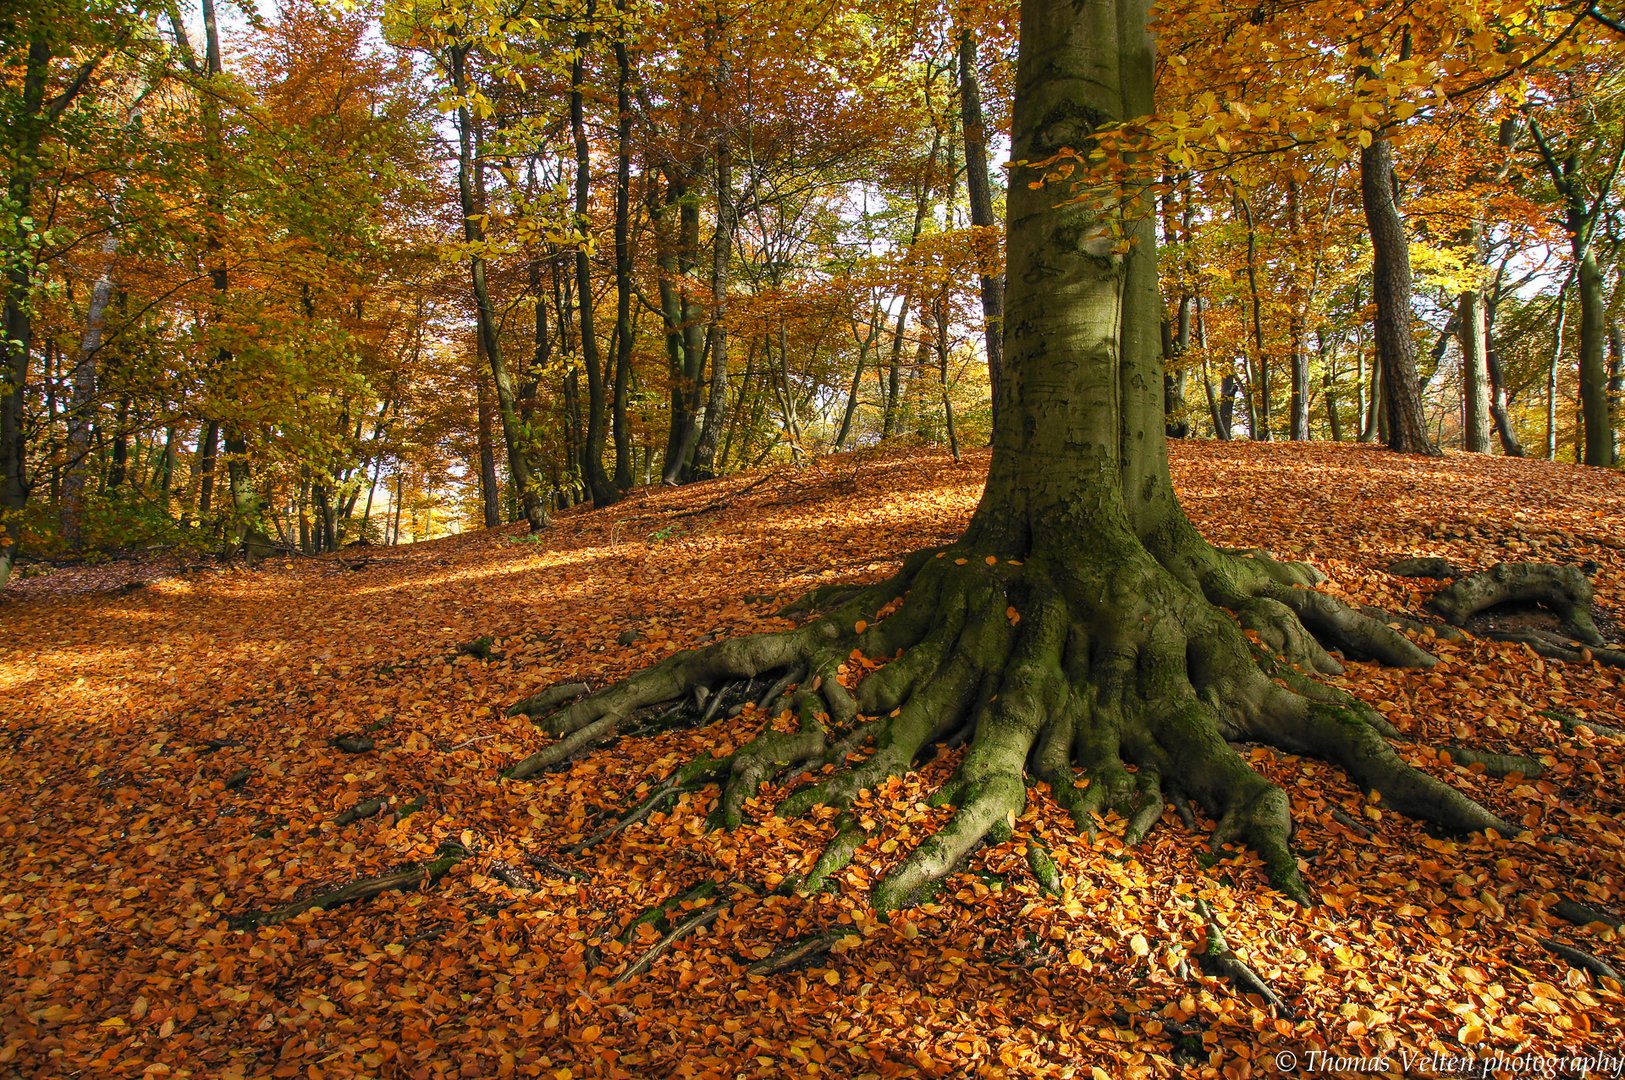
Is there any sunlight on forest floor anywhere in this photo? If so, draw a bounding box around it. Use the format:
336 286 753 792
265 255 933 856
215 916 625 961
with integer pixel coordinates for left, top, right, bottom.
2 441 1623 1078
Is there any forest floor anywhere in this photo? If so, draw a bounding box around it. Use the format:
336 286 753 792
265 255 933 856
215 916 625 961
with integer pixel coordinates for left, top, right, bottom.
3 441 1624 1080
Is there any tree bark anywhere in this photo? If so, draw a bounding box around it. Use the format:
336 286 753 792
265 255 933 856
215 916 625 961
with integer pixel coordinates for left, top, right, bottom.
1358 136 1437 455
691 49 735 481
1576 250 1613 465
569 22 619 505
0 36 53 587
475 348 501 529
449 44 550 531
1483 292 1525 458
1457 289 1492 453
957 28 1006 429
610 16 636 492
1235 193 1270 440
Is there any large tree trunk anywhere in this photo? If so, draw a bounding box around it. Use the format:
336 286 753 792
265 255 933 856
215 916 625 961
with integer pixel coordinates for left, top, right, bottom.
3 36 54 587
508 0 1508 917
1359 137 1437 455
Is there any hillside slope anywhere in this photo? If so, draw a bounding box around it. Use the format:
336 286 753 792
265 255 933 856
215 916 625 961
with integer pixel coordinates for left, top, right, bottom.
2 442 1622 1078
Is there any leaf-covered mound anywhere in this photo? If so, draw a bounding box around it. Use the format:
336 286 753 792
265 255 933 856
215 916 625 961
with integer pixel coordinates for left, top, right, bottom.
2 441 1622 1078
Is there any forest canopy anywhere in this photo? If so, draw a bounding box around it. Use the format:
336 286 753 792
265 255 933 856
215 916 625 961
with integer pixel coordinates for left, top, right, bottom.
1 0 1621 582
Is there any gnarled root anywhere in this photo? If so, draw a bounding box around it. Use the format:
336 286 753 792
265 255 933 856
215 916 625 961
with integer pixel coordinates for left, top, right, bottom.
1426 562 1604 646
508 537 1515 913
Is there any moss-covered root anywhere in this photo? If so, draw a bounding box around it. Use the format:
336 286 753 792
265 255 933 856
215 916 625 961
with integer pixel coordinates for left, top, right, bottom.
511 539 1525 916
1161 532 1437 670
500 557 936 785
229 840 468 930
1192 897 1298 1019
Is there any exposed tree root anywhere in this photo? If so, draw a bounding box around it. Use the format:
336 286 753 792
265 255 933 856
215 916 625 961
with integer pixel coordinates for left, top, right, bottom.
1488 629 1625 669
333 796 387 827
1552 896 1624 930
746 930 844 977
1546 710 1625 742
230 840 468 930
1437 747 1547 779
507 682 591 719
1329 807 1377 839
507 533 1516 912
1191 897 1297 1020
1426 562 1605 647
1357 604 1464 642
613 882 731 987
1542 938 1621 984
1387 556 1461 579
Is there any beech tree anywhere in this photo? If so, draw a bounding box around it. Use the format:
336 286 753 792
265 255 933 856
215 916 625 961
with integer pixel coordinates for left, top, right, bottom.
506 0 1514 910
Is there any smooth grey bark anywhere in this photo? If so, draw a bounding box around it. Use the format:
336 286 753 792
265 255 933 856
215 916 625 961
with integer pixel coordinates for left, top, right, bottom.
1358 136 1437 455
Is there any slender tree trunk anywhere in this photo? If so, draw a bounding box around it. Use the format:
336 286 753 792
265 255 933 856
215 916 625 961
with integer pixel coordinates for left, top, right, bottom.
957 27 1005 428
1358 136 1437 455
610 18 636 491
934 298 961 461
1458 289 1492 453
1609 320 1623 466
1547 275 1570 461
567 28 618 505
836 300 884 449
882 130 940 440
449 45 550 530
475 350 501 529
61 230 118 549
691 70 735 480
1235 194 1271 441
1576 249 1613 466
1483 296 1524 458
